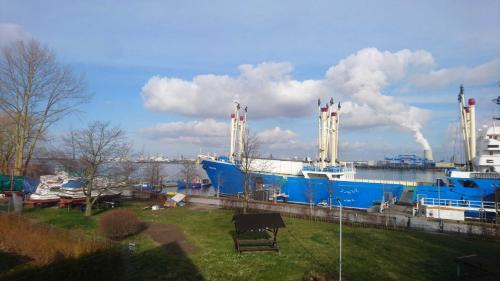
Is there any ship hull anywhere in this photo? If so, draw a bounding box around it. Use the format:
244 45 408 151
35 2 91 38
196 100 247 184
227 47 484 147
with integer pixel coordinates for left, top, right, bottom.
201 159 405 209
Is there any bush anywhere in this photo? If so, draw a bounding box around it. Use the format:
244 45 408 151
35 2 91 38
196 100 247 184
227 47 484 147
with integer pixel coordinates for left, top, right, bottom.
99 209 145 239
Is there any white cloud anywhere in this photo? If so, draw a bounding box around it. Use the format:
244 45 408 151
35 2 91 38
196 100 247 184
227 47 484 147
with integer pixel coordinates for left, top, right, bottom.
141 121 313 156
412 59 500 87
325 48 434 150
255 127 310 151
141 48 500 151
0 23 32 47
141 119 228 146
141 62 324 119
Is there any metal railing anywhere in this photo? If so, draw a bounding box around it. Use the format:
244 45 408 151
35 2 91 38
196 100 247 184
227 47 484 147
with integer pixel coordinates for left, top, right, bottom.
420 197 498 210
302 165 355 173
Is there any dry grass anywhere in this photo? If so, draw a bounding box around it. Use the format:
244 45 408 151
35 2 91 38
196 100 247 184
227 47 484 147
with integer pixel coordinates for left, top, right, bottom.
0 214 109 265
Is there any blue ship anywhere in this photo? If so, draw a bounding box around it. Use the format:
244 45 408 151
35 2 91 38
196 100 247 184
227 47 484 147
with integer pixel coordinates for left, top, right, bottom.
201 157 406 209
200 88 499 214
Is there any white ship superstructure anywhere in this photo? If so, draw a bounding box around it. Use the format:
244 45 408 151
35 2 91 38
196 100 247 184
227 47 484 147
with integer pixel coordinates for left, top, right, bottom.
475 122 500 173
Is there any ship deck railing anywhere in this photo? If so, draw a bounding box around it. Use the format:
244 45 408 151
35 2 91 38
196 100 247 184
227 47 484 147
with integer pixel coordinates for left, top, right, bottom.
470 172 500 179
348 178 418 187
302 165 354 173
420 197 499 212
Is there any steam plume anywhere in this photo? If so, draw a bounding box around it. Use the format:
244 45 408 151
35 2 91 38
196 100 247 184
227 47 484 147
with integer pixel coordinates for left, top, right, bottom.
325 48 434 152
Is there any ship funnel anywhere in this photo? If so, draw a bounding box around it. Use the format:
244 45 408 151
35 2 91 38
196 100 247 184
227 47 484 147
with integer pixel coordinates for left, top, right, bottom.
424 149 433 161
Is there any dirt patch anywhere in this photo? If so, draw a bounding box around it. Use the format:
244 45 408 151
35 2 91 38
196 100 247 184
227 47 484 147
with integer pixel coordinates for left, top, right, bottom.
145 223 196 254
186 204 219 211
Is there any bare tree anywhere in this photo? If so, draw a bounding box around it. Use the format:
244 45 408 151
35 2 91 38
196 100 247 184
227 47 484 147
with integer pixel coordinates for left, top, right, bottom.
118 159 138 185
240 131 260 213
178 160 198 189
65 121 129 216
0 40 88 176
0 113 16 173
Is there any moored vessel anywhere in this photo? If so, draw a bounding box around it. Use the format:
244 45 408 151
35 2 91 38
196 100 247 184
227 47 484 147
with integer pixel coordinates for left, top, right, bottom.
200 87 499 219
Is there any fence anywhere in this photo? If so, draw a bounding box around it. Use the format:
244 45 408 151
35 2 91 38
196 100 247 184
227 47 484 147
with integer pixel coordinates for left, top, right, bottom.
188 196 500 238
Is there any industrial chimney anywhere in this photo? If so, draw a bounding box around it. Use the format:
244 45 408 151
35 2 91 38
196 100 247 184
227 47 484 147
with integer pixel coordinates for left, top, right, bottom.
424 149 433 161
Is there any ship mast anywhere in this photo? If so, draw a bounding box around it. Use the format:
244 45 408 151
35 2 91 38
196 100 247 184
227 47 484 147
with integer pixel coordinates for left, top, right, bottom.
458 85 476 171
229 102 246 162
318 101 329 168
318 97 340 168
329 100 341 166
238 106 247 158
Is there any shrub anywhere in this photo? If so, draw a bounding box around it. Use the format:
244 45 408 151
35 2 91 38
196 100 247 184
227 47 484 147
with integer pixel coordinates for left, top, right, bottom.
99 209 145 239
0 214 109 265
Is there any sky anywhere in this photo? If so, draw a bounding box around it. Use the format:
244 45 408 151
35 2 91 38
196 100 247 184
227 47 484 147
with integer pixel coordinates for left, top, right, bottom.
0 0 499 161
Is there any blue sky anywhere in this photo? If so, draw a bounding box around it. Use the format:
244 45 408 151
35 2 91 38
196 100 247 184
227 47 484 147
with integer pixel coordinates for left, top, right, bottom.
1 0 499 161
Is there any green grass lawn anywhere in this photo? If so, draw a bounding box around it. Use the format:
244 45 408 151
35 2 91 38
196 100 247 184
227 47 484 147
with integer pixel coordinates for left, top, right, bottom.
23 206 97 232
10 204 500 281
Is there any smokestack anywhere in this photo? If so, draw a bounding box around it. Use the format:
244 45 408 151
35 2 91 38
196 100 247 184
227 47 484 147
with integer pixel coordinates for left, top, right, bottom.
424 149 433 161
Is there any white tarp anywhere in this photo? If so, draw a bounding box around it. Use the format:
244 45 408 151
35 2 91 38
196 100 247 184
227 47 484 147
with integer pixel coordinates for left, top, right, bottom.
170 193 186 203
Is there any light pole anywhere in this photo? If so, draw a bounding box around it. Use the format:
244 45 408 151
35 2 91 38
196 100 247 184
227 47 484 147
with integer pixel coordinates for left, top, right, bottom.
437 178 441 219
337 198 342 281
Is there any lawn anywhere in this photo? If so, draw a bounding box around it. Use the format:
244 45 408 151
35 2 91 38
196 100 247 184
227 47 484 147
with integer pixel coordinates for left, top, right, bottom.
5 203 500 281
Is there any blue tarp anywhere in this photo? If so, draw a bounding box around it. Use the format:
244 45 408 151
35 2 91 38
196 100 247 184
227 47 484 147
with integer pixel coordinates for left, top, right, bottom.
61 179 86 189
0 175 39 193
22 177 40 193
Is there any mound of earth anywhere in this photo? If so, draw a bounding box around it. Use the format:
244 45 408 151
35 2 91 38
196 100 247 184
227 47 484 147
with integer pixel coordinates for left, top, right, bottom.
144 223 196 254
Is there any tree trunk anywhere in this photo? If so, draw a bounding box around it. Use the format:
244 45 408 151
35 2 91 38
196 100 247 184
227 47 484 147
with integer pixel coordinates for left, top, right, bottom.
243 178 249 214
14 142 24 176
243 194 248 214
85 195 92 216
14 119 24 176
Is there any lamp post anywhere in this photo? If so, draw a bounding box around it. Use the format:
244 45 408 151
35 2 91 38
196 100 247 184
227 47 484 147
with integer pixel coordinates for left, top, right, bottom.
437 178 441 219
337 198 342 281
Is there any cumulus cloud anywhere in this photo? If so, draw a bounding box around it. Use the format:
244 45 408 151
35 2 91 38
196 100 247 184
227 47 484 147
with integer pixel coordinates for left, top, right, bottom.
256 127 311 151
0 23 32 47
142 62 324 119
141 119 228 145
141 48 499 151
142 120 312 155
